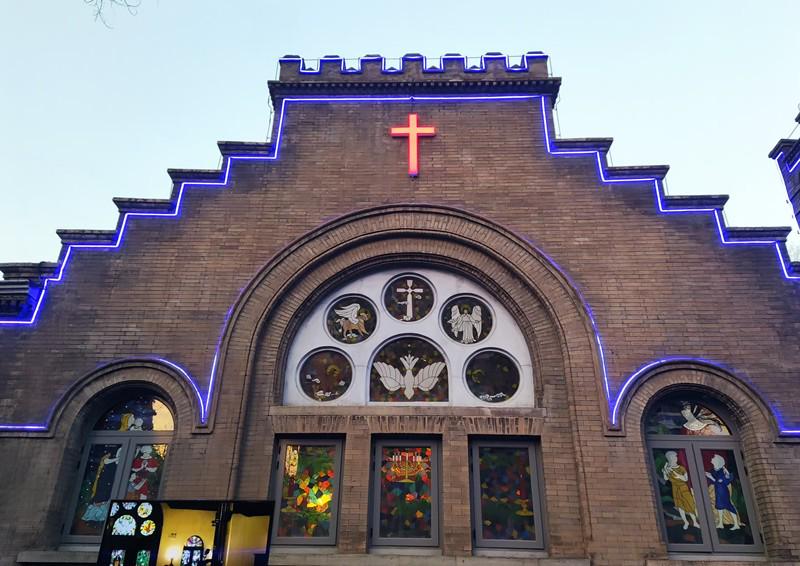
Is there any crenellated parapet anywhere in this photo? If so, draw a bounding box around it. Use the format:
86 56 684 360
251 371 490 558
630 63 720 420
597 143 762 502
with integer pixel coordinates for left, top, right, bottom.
278 52 550 83
270 52 559 100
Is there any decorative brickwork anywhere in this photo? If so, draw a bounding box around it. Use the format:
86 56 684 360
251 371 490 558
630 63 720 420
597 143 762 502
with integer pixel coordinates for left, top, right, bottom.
2 53 800 565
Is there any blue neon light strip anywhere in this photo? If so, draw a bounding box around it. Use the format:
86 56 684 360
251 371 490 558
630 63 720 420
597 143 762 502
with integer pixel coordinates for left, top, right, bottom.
2 92 798 435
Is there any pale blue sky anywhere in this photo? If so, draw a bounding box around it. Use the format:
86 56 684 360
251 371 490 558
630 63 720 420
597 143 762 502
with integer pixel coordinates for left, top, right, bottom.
1 1 799 264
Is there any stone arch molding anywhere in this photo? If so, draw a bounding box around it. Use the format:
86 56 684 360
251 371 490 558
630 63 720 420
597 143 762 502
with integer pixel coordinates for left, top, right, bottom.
618 359 779 440
211 204 608 426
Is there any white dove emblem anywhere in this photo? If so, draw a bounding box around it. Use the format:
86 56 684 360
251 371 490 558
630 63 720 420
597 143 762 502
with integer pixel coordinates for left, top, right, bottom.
373 355 446 400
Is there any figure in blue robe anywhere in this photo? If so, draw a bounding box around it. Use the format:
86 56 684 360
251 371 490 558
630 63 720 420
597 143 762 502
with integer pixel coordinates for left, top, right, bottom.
705 454 742 530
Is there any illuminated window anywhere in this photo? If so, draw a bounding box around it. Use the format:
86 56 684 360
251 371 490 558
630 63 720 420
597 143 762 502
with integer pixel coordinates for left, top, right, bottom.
645 393 762 553
271 438 343 545
64 393 174 542
370 438 441 547
469 440 545 549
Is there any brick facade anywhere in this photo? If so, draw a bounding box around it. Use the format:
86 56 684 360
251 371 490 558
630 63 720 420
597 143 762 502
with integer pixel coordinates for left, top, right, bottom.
2 53 800 565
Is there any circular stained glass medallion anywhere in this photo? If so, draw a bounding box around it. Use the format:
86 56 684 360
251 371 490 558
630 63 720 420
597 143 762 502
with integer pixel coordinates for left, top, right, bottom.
441 295 493 344
137 502 152 518
111 515 136 536
465 350 519 403
370 336 448 402
325 295 377 344
140 519 156 536
299 350 353 402
383 274 434 322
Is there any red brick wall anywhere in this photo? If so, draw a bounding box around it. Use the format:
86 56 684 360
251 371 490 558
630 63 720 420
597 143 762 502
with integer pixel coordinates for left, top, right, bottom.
2 76 800 565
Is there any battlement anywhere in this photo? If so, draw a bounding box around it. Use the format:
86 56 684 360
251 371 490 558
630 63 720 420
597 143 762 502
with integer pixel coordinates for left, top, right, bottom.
277 52 551 84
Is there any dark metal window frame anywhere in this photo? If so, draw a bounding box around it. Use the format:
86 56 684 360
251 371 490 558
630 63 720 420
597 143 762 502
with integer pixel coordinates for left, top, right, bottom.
271 437 344 546
645 400 763 554
62 430 173 544
469 439 546 550
369 437 441 547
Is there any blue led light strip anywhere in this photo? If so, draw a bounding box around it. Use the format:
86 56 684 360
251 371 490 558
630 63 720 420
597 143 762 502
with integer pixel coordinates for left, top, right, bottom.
2 92 798 435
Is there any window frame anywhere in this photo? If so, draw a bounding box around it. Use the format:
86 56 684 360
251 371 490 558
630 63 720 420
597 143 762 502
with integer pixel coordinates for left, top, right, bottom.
469 439 546 550
62 430 173 544
270 437 344 546
645 399 763 555
369 437 441 548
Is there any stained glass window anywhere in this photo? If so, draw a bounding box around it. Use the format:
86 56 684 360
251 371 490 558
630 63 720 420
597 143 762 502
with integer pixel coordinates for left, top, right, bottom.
299 350 353 402
646 397 731 436
470 441 544 549
383 274 434 322
273 440 342 545
699 449 755 546
94 396 174 432
135 550 151 566
441 295 492 344
98 499 163 565
180 536 204 566
645 393 762 554
371 440 439 546
70 443 124 536
65 393 173 543
326 295 377 344
651 447 705 546
124 444 168 500
465 350 520 403
370 337 448 402
109 550 125 566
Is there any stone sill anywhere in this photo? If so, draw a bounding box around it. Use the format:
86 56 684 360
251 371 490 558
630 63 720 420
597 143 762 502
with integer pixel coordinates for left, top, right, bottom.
270 553 587 566
269 406 547 418
16 550 98 564
647 555 769 565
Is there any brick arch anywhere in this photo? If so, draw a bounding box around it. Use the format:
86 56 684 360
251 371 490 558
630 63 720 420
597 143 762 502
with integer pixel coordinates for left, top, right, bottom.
51 358 200 440
621 360 800 558
212 204 606 523
619 360 777 440
211 204 606 415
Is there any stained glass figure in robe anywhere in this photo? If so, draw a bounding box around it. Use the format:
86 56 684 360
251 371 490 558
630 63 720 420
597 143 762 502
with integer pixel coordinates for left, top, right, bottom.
645 400 731 436
125 444 168 500
700 449 754 545
651 448 704 545
70 444 123 536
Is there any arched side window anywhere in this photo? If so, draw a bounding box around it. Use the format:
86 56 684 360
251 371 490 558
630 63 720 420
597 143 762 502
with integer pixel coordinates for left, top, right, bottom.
645 392 762 554
64 393 174 542
181 535 204 566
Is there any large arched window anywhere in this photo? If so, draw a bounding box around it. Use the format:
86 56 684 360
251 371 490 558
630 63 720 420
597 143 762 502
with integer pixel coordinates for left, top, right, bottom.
645 392 762 554
64 393 174 541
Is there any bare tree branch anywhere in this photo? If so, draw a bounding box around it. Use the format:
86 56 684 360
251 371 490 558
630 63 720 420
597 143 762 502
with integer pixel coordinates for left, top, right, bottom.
84 0 141 28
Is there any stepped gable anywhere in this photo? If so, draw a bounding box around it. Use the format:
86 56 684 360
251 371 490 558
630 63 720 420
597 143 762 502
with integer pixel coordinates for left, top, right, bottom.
1 51 797 324
770 111 800 221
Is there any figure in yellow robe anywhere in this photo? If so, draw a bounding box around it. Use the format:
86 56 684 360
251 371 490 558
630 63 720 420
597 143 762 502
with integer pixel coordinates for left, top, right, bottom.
662 451 700 530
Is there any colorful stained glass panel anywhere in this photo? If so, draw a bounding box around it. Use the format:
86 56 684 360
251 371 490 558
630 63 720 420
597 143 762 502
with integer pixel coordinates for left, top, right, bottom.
384 275 434 322
645 398 731 436
277 444 337 538
109 550 125 566
466 351 519 403
299 350 353 402
651 448 704 545
441 295 492 344
699 449 755 545
124 444 168 500
70 443 124 536
326 295 377 344
94 396 174 431
135 550 150 566
370 337 448 402
378 446 433 539
477 446 536 541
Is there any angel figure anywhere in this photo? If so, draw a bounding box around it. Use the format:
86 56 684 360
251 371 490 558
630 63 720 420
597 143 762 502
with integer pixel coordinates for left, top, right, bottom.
334 303 370 340
448 305 482 344
373 354 446 399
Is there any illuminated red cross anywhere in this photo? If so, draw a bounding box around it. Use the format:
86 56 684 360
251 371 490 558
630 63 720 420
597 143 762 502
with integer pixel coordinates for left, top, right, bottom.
390 113 436 177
